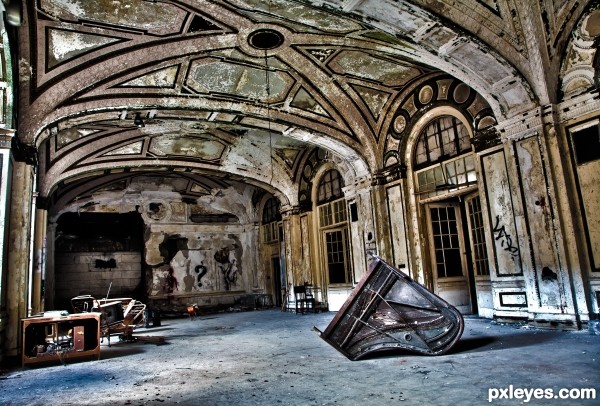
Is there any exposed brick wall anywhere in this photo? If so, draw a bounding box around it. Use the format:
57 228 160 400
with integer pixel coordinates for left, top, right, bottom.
54 251 142 310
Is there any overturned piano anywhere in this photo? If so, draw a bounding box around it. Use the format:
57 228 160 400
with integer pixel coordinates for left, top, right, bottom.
315 256 464 360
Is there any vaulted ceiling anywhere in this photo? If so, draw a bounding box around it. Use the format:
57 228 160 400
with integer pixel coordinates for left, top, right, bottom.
12 0 588 215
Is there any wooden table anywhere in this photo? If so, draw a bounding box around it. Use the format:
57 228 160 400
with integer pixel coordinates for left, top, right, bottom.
21 312 101 367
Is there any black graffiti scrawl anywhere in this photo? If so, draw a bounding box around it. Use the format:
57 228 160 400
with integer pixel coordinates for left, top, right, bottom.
195 261 208 287
492 215 519 257
214 246 241 291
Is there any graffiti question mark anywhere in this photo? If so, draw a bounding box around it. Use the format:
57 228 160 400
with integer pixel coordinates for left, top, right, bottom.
195 264 208 287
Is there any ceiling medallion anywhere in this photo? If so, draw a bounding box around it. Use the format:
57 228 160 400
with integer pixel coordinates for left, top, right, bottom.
248 29 284 50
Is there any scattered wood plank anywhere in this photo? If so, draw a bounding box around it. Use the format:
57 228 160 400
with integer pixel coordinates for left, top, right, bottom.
133 335 165 345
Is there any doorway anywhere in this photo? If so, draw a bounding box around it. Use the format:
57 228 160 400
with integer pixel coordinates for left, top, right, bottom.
323 228 351 285
426 202 473 314
271 256 282 307
425 194 491 315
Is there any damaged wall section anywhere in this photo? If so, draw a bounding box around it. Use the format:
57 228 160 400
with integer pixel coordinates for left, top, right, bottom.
53 212 145 310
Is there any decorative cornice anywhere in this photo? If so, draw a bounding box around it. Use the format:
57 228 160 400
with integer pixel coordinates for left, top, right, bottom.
496 107 545 141
371 164 407 186
280 204 303 217
11 136 38 165
0 129 15 149
494 91 600 141
341 174 372 197
472 126 501 152
557 90 600 123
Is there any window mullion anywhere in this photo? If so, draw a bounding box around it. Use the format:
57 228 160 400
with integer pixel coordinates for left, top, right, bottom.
452 117 461 154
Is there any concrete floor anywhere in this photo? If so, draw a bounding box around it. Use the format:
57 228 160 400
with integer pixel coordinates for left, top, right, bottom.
0 308 598 406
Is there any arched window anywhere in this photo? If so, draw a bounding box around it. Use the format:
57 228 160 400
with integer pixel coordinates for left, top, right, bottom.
317 169 344 204
316 169 352 285
414 115 471 168
262 197 281 243
316 170 347 227
413 115 476 200
262 197 281 224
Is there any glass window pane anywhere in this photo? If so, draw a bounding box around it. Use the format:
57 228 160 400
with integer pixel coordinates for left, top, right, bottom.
415 140 427 165
413 115 472 167
417 171 427 187
444 249 463 276
457 124 472 152
317 170 345 204
442 128 456 156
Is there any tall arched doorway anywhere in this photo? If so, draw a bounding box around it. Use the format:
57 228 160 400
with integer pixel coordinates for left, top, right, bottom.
260 197 284 307
411 114 492 315
314 169 354 310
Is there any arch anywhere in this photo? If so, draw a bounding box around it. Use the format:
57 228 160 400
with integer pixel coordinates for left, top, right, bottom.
304 0 537 119
404 106 475 169
261 196 282 224
316 169 345 205
412 115 472 169
309 160 340 206
559 6 600 99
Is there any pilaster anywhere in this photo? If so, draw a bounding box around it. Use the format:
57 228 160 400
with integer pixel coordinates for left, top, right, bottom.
4 159 35 357
280 205 304 299
44 222 56 310
491 103 588 326
31 205 47 315
342 175 374 283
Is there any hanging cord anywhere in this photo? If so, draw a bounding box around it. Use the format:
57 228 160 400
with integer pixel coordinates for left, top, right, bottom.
264 48 274 183
265 0 274 182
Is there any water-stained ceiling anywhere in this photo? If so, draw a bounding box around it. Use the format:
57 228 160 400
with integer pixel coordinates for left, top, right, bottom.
13 0 586 216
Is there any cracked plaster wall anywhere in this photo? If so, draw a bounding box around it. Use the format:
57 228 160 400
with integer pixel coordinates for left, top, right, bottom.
50 177 266 310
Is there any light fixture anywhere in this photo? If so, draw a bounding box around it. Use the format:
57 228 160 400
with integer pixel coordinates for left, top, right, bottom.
134 112 145 127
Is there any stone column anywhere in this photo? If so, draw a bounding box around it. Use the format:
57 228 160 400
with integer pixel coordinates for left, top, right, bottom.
0 132 14 362
280 206 303 306
370 165 411 274
281 206 304 310
44 222 56 310
342 176 374 283
4 159 35 357
31 206 47 314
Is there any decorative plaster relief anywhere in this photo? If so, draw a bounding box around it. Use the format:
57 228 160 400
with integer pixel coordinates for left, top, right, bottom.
118 66 179 88
228 0 363 34
351 85 391 120
560 8 600 98
47 29 121 69
56 128 100 148
383 75 496 169
328 51 422 86
40 0 187 36
290 87 330 117
306 48 336 63
187 59 293 103
148 134 226 161
103 141 143 156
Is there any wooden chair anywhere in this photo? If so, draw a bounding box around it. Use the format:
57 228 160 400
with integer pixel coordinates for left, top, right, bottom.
294 284 315 314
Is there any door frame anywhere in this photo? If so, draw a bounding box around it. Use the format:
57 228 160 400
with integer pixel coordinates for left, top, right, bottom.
425 201 473 314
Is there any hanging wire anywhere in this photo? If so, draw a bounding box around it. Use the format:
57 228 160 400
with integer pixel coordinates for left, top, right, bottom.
265 0 274 182
264 46 274 182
